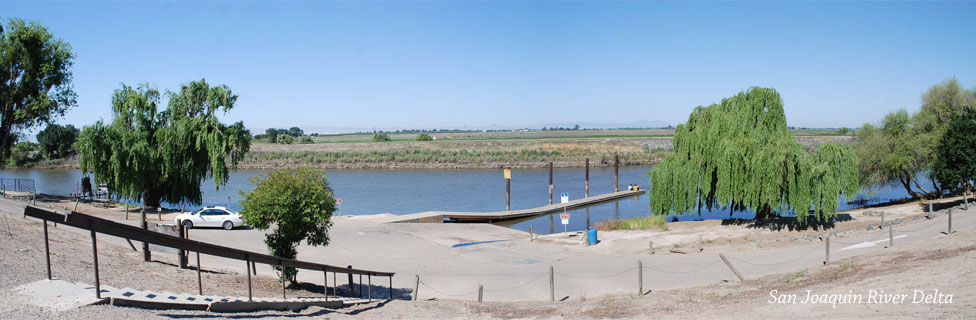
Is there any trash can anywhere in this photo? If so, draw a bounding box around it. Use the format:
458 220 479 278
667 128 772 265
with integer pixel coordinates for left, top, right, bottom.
587 228 598 245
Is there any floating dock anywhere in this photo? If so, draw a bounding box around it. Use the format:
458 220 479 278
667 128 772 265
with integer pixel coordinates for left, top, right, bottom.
387 189 645 223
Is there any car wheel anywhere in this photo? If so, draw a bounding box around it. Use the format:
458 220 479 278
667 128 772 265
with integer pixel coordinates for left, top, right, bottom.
222 221 234 230
182 220 193 229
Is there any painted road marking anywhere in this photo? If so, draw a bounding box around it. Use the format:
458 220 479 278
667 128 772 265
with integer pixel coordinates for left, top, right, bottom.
839 235 907 251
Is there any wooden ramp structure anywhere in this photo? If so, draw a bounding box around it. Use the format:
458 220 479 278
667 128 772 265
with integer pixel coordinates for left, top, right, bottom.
387 189 645 223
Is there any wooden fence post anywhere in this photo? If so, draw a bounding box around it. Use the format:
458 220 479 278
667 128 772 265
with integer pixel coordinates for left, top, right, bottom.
413 275 420 301
637 260 643 296
549 265 555 302
889 226 894 248
825 236 830 265
948 209 952 234
478 285 483 303
649 240 653 255
718 254 745 282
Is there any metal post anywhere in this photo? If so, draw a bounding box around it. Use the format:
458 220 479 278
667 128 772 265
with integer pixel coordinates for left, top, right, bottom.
323 269 329 299
333 272 337 299
413 275 420 301
359 274 363 296
529 225 534 241
196 251 202 295
90 227 101 299
141 209 150 262
478 285 483 302
615 154 619 192
549 265 555 302
246 256 252 302
43 221 52 280
637 260 643 296
585 158 590 198
388 275 393 300
825 236 830 265
252 261 256 275
125 204 129 220
549 162 553 205
368 275 372 301
719 254 745 282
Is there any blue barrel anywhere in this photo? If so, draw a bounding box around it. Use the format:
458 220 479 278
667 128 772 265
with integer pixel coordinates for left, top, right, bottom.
587 228 598 245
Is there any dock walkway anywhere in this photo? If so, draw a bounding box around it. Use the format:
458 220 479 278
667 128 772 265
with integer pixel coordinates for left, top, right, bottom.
386 189 645 223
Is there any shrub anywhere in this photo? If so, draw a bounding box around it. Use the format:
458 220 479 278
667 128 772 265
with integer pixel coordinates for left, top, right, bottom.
372 133 392 142
416 133 433 141
299 136 314 144
277 134 295 144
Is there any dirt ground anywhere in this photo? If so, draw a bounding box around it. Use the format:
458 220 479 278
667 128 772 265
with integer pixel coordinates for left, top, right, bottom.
1 199 972 319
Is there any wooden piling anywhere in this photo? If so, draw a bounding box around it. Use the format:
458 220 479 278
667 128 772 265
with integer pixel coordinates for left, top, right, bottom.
529 225 534 241
178 223 187 268
549 162 553 205
880 212 885 229
281 261 286 299
718 254 745 282
755 228 759 248
478 285 483 302
698 235 703 253
615 154 619 192
649 240 653 255
585 159 590 198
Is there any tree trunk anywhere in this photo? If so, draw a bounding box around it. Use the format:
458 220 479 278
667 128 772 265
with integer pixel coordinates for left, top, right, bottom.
898 176 924 199
909 176 932 197
143 187 161 209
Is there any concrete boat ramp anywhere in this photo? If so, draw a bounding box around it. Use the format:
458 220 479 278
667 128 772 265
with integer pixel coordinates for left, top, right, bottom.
387 189 645 223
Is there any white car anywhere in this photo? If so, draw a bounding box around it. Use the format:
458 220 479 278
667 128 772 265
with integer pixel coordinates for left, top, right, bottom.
175 206 243 230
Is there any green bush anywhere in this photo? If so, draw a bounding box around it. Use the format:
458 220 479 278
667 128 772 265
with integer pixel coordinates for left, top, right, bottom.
277 134 295 144
299 136 314 144
416 133 433 141
372 133 392 142
594 215 668 231
238 168 335 283
7 142 38 167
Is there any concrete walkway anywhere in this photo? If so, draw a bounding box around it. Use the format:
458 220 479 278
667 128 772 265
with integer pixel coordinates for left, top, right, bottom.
3 197 973 302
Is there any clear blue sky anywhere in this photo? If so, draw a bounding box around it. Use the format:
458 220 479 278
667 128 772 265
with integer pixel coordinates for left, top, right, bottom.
3 1 975 133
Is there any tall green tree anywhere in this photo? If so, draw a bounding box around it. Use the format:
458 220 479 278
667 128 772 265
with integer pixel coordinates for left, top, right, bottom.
852 77 975 198
287 127 304 137
648 87 858 223
75 80 250 208
0 18 76 165
36 123 78 159
238 168 335 283
933 108 976 194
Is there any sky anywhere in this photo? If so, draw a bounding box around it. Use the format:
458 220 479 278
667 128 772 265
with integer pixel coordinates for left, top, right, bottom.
3 1 975 134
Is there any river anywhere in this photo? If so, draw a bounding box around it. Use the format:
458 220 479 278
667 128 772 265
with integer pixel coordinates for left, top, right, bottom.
0 167 932 234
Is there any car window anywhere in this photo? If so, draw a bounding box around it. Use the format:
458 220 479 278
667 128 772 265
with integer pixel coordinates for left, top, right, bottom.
202 210 213 216
215 210 229 216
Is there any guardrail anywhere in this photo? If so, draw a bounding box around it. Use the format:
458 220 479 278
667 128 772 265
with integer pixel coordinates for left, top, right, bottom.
1 178 35 194
23 205 395 302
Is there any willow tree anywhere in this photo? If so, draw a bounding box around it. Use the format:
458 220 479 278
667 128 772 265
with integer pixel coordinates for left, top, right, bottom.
75 80 250 208
648 88 858 223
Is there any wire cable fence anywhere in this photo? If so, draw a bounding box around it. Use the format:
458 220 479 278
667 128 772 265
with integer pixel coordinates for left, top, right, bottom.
414 208 969 302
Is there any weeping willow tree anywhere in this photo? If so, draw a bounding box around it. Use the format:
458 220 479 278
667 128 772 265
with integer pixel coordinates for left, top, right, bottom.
648 88 858 223
75 80 251 208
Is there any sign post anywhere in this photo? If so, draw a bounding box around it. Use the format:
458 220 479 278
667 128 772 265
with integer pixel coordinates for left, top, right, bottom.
335 198 342 216
560 193 569 233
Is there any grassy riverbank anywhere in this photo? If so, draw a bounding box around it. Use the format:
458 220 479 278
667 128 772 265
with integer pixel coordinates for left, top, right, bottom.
20 129 851 170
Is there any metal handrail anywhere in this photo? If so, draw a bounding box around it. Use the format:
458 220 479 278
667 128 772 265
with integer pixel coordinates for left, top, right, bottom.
23 205 395 277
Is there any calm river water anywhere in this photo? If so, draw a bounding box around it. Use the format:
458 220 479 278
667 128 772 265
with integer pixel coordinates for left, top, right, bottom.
0 167 931 234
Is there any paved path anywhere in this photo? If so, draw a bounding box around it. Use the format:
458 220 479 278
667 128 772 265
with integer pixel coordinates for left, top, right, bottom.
3 196 973 302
